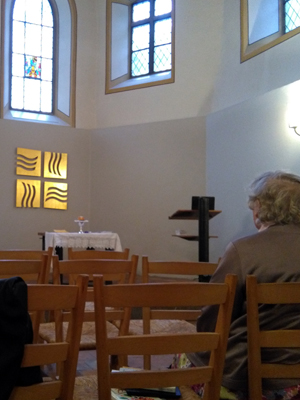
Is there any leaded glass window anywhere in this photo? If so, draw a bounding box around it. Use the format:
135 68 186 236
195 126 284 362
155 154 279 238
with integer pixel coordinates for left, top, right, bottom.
131 0 172 77
11 0 54 113
285 0 300 32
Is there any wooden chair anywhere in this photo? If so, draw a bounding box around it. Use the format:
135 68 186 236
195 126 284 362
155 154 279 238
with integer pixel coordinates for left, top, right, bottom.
142 256 218 283
247 275 300 400
0 247 53 283
0 256 49 283
8 274 88 400
128 256 219 368
68 247 130 260
74 274 237 400
39 255 138 351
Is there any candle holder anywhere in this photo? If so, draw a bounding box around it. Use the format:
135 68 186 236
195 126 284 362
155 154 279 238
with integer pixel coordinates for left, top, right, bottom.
74 219 89 233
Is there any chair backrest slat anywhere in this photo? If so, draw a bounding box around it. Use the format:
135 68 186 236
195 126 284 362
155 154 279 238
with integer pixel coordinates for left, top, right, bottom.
21 343 69 366
68 247 130 260
10 381 62 400
143 259 218 278
103 281 228 307
107 332 219 354
54 256 137 286
110 367 214 389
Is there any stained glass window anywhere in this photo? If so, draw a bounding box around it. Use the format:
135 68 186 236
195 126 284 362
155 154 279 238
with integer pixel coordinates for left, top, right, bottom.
131 0 172 77
11 0 54 113
285 0 300 32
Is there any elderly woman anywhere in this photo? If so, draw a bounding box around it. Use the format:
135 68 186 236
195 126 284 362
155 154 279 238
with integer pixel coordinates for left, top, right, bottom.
175 171 300 400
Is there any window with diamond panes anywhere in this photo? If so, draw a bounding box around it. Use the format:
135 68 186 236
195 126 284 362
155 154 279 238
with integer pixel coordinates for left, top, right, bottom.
285 0 300 32
11 0 54 114
131 0 172 77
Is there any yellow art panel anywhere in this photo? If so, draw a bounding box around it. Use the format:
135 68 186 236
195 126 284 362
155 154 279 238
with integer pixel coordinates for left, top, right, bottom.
16 179 41 208
44 182 68 210
44 152 67 179
16 148 41 177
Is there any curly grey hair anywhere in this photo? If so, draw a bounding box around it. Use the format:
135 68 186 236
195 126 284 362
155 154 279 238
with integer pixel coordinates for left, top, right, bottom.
248 171 300 225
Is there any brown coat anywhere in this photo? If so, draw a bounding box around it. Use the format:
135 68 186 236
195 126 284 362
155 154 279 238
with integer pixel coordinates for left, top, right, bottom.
188 224 300 391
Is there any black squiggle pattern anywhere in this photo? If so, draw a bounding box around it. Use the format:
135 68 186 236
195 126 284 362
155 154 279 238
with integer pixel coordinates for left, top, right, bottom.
45 186 68 203
16 154 38 172
21 182 36 207
48 153 63 176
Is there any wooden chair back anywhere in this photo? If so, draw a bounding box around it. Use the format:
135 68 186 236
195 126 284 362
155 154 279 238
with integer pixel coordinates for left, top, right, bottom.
9 274 88 400
53 255 138 302
68 247 130 260
142 256 218 279
247 275 300 400
138 256 218 368
142 255 218 321
94 274 237 400
0 256 48 284
0 247 53 282
39 255 138 354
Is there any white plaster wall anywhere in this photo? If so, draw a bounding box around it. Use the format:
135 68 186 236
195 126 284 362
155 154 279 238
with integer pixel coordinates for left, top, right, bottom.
211 0 300 114
75 0 300 130
0 119 91 249
75 0 98 129
90 117 206 267
206 81 300 262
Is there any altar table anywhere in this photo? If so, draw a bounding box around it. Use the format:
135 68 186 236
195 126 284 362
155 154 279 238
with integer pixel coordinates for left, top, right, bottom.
44 232 122 253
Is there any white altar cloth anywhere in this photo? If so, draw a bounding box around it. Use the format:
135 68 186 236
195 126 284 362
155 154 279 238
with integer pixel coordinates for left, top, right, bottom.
45 232 122 252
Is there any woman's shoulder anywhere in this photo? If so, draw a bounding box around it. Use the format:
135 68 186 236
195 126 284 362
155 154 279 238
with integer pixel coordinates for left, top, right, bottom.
233 224 300 245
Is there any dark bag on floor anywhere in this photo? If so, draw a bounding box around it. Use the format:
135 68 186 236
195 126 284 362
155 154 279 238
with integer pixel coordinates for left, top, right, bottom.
0 276 42 400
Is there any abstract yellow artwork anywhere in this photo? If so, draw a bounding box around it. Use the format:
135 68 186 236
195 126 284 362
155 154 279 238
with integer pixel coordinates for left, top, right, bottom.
16 148 41 177
44 182 68 210
44 151 67 179
16 179 41 208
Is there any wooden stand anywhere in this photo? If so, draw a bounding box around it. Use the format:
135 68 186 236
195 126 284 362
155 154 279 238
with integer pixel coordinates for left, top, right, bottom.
169 197 221 281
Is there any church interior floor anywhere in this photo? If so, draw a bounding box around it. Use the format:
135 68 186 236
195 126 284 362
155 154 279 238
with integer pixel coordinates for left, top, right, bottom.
76 350 174 376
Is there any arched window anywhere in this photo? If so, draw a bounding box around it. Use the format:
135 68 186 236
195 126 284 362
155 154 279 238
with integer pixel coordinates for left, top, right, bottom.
1 0 77 126
11 0 54 113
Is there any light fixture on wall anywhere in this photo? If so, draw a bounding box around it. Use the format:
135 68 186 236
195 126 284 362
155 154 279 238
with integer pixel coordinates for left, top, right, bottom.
289 121 300 136
288 106 300 136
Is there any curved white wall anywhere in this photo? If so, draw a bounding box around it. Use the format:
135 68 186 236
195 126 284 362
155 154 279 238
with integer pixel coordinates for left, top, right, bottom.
75 1 300 130
212 1 300 115
206 81 300 262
